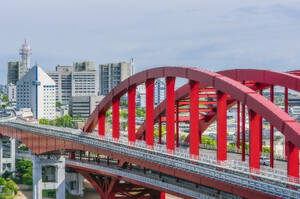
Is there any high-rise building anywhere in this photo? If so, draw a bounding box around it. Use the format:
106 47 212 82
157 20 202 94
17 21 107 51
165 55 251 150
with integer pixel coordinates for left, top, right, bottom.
7 83 16 103
47 65 72 105
16 65 56 120
70 95 104 118
47 62 99 105
99 61 131 95
19 40 31 78
7 61 22 85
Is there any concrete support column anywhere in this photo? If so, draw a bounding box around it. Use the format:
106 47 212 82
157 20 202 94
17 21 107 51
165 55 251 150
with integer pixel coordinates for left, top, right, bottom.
0 138 3 175
33 156 42 199
10 138 15 173
33 155 66 199
56 156 66 199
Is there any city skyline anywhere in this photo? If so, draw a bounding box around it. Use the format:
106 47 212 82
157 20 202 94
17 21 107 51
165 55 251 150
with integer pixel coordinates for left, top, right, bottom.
1 0 300 85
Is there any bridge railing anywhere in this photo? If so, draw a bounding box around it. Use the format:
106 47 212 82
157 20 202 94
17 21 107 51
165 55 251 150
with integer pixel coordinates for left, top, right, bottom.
5 120 299 185
3 120 300 198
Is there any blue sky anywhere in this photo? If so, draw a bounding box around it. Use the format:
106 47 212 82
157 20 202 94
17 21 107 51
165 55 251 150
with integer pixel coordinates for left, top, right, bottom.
1 0 300 84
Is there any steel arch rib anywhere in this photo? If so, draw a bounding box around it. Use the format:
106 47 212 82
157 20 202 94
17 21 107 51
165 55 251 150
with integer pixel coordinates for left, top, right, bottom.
136 68 300 144
83 67 300 148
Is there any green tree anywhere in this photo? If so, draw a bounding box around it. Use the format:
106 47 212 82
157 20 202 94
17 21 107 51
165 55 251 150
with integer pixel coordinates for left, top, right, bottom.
56 101 62 108
2 95 8 102
6 180 18 194
16 160 32 175
154 126 166 140
0 178 6 186
39 118 49 125
22 173 32 185
136 108 146 118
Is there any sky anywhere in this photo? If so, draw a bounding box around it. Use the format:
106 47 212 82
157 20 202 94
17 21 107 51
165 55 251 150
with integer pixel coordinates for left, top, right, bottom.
1 0 300 84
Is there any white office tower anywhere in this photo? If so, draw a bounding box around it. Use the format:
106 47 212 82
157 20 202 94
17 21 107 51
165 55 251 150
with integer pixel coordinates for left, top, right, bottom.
19 40 32 78
16 65 56 120
7 83 17 103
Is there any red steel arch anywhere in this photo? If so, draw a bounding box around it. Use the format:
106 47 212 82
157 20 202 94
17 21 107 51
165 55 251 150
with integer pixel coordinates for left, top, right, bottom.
84 67 300 146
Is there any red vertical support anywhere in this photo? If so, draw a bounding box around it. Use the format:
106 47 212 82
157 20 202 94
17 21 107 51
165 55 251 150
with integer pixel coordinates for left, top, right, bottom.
259 90 263 154
98 111 105 137
217 91 227 163
79 151 82 160
112 97 120 140
270 85 274 168
249 110 260 173
242 104 246 161
128 85 136 144
285 87 288 159
146 79 155 147
158 115 162 144
287 142 299 183
190 80 199 159
237 102 240 151
160 192 166 199
176 101 179 148
166 77 175 153
88 152 91 162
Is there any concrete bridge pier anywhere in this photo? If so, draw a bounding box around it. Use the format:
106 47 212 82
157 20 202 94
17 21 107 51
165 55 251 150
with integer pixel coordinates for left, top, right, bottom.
66 172 83 196
33 155 66 199
0 137 16 176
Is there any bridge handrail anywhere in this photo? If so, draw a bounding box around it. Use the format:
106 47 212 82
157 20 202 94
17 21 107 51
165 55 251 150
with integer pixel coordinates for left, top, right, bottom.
3 120 300 198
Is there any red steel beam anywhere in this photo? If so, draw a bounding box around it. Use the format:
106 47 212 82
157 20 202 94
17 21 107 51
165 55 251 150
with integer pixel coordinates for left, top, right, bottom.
113 97 120 140
217 91 227 163
270 85 274 168
176 101 179 148
146 79 155 147
287 141 299 183
159 116 162 144
249 110 260 173
190 80 200 159
285 87 288 159
242 103 246 162
166 77 176 152
128 85 136 144
98 111 105 137
237 102 240 151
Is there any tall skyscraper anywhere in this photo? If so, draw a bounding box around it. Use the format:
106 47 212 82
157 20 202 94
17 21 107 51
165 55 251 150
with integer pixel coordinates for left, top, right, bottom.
7 61 22 85
19 40 31 78
99 61 131 95
47 62 99 105
17 65 56 120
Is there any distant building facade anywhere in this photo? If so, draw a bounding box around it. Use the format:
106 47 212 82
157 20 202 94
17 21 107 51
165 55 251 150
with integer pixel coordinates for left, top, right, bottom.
47 61 99 105
154 79 166 106
70 95 104 118
99 62 131 95
16 65 56 120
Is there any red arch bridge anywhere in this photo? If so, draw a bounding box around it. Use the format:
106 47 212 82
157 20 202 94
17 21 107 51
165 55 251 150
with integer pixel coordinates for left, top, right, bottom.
1 67 300 199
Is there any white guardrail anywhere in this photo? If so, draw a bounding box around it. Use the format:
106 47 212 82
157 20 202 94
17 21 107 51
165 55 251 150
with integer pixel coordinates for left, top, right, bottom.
2 120 300 198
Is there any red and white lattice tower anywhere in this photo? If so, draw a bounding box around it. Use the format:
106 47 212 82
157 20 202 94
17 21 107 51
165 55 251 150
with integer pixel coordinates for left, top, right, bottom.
19 39 32 77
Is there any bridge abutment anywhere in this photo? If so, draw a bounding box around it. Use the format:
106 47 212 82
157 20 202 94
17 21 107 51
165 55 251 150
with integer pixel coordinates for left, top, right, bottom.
33 155 66 199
